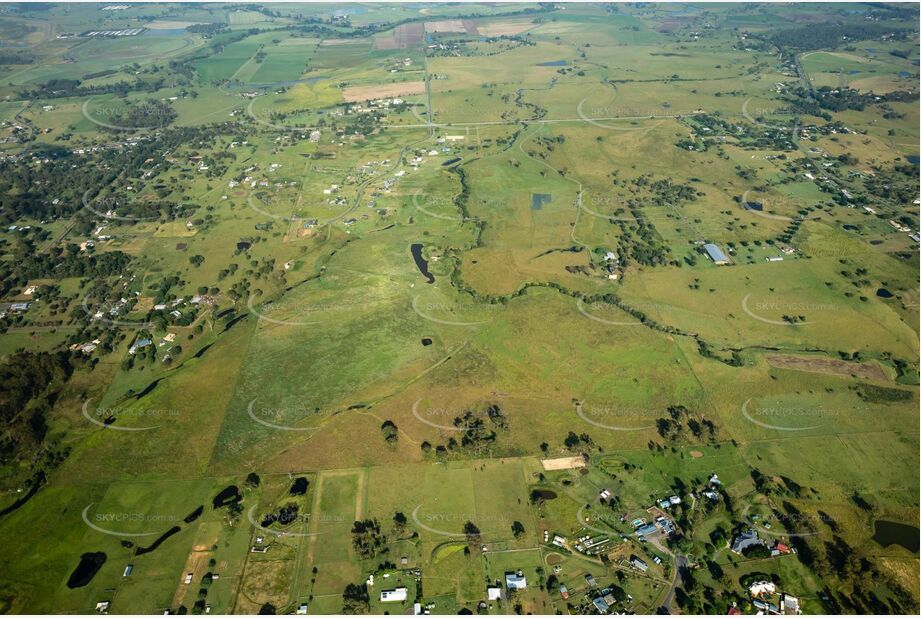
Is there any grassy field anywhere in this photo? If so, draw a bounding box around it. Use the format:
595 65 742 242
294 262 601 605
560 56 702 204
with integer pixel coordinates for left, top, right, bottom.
0 1 918 615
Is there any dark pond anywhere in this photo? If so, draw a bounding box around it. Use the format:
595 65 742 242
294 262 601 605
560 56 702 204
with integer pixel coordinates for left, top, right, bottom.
876 288 893 298
442 157 461 167
744 201 763 211
132 377 165 400
410 243 435 284
530 489 558 503
67 552 107 588
869 239 883 245
873 520 920 552
899 71 912 78
136 526 181 556
223 313 248 332
213 485 242 509
237 241 252 252
538 60 568 67
184 505 204 523
843 224 858 231
192 343 213 359
289 477 309 496
907 155 920 165
421 337 433 346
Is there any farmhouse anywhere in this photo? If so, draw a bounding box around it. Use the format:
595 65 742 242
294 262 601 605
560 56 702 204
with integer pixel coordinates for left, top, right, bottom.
730 528 763 554
630 556 649 572
505 571 527 590
380 587 408 602
703 243 731 265
749 581 776 597
635 523 658 537
592 596 610 614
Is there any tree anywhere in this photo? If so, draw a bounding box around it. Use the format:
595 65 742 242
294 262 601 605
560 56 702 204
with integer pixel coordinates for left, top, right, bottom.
380 420 399 444
342 583 370 614
511 521 525 539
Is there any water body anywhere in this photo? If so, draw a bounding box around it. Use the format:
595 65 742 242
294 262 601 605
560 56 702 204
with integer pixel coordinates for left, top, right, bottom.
869 239 883 245
67 552 107 588
184 505 204 523
145 28 188 37
223 313 248 333
132 377 165 400
213 485 242 509
136 526 181 556
289 477 308 496
192 343 213 359
421 337 433 346
843 224 858 231
538 60 568 67
876 288 893 298
744 201 763 211
898 70 912 78
530 489 557 503
410 243 435 284
873 520 920 552
906 155 920 165
532 193 552 210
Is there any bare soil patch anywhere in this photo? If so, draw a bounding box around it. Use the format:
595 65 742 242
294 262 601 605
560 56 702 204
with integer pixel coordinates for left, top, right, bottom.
425 19 466 33
476 20 533 37
541 456 586 471
766 353 888 382
342 81 425 102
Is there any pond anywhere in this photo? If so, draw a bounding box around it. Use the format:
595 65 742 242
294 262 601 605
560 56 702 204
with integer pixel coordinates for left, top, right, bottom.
67 552 107 588
873 520 919 552
532 193 552 210
530 488 557 503
907 155 920 165
290 477 309 496
213 485 242 509
410 243 435 284
136 526 181 556
184 505 204 523
869 239 883 245
843 224 858 231
538 60 568 67
744 201 763 211
876 288 893 298
421 337 433 346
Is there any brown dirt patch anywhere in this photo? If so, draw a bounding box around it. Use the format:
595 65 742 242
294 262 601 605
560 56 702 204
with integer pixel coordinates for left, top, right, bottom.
425 19 466 33
765 353 889 382
541 456 586 471
342 81 425 102
476 20 533 37
319 38 357 46
376 22 424 50
690 450 704 458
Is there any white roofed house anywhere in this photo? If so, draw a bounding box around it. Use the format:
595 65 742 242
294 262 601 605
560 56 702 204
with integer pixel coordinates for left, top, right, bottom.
505 571 527 590
380 587 408 602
